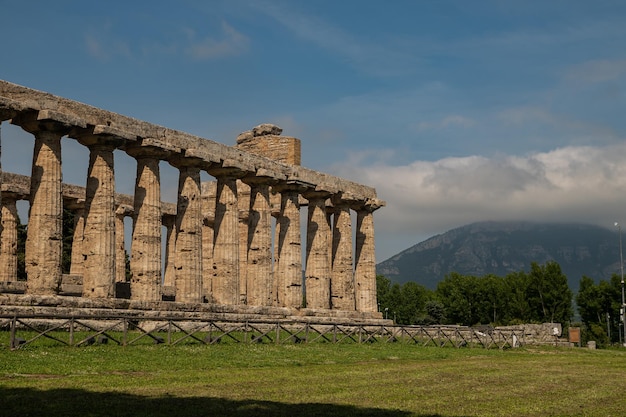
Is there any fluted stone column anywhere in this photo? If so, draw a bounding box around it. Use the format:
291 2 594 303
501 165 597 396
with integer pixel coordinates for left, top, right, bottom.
237 181 250 304
172 163 203 303
353 200 384 313
303 190 332 309
273 184 305 308
162 214 176 288
331 197 355 310
81 143 117 298
201 181 217 302
207 168 243 305
0 193 19 282
25 128 64 294
115 205 132 283
127 151 163 301
242 176 274 306
69 207 85 276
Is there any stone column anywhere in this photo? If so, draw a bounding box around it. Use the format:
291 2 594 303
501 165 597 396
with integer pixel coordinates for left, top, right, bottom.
0 193 19 282
127 149 163 301
205 168 244 305
162 214 176 289
353 200 384 313
331 196 356 310
68 207 85 276
81 143 117 298
115 205 132 283
237 181 250 304
24 127 65 294
273 183 305 308
242 176 275 307
172 161 203 304
201 181 217 302
303 190 332 309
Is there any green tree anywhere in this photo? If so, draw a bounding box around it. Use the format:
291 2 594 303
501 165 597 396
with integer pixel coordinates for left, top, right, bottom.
505 271 531 323
477 274 509 325
436 272 482 326
576 276 603 324
527 261 572 323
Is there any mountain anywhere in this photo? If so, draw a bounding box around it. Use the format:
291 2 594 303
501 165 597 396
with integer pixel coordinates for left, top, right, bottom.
376 221 621 290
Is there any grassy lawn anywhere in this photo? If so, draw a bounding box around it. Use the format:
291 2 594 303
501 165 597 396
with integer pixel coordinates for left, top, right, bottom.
1 342 625 417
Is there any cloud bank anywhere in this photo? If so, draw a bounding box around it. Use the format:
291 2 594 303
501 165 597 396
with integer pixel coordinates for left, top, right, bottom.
331 143 626 260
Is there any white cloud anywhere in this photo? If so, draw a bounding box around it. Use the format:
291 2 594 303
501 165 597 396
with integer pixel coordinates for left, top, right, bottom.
185 21 249 60
84 34 132 62
330 143 626 259
565 58 626 84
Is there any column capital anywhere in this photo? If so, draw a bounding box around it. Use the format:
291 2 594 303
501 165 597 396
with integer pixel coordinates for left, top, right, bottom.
124 141 174 160
206 165 248 179
272 180 311 194
12 109 86 136
71 124 133 148
302 188 332 201
167 154 208 170
115 204 134 217
352 197 386 212
241 171 281 186
0 96 27 121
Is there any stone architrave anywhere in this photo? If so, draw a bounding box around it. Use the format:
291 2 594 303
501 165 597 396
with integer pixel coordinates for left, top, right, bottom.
69 207 85 276
81 143 117 298
162 214 176 289
115 205 132 283
207 169 243 305
0 194 19 281
24 128 64 294
173 164 203 303
330 196 356 311
303 190 332 309
353 200 384 313
128 151 163 301
242 176 274 307
273 184 305 308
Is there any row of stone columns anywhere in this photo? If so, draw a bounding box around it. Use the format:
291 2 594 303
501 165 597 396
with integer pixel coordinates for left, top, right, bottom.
0 118 382 313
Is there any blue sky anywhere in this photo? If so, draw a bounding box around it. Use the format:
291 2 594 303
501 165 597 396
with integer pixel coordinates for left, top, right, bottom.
2 0 626 262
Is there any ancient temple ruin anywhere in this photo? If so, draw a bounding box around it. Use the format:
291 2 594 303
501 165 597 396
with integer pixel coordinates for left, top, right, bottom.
0 80 385 323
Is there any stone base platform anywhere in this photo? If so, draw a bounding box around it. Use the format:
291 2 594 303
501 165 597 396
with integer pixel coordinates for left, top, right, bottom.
0 294 390 326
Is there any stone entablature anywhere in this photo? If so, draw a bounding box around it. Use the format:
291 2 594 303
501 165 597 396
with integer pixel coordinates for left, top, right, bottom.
0 81 374 200
0 80 385 320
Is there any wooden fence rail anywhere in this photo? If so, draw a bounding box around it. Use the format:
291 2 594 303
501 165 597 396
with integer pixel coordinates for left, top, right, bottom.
0 313 528 350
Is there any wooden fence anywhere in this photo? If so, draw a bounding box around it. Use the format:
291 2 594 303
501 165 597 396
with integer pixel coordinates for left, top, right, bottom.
0 313 534 350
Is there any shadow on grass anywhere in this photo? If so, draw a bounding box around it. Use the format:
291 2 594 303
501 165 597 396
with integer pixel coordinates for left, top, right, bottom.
0 387 454 417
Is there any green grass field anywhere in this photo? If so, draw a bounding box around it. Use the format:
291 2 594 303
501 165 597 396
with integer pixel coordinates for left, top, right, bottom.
1 342 625 417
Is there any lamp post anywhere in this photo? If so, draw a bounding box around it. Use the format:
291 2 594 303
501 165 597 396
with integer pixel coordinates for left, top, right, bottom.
615 222 626 347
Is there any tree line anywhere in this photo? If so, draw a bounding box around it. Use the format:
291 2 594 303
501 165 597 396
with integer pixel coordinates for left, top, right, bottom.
377 260 625 347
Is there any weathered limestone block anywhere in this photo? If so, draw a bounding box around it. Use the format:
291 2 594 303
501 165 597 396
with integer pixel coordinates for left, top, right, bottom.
353 199 384 313
330 197 355 311
0 194 19 282
273 184 305 308
236 124 301 166
304 190 332 309
173 164 203 303
81 143 117 298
